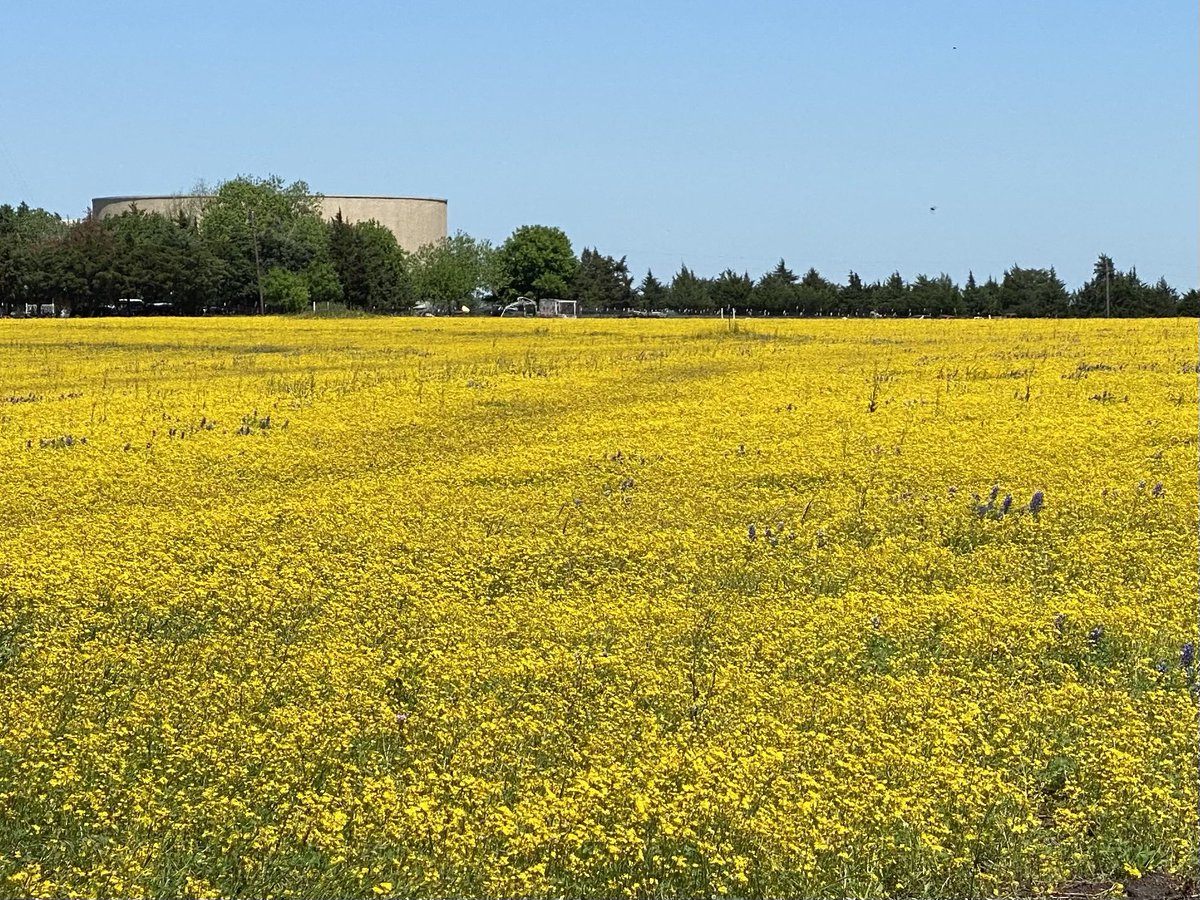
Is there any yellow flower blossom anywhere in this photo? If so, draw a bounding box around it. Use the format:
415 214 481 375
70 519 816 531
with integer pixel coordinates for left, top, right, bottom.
0 316 1195 898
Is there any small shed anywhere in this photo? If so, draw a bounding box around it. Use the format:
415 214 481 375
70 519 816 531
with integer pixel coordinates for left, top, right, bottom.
537 299 578 318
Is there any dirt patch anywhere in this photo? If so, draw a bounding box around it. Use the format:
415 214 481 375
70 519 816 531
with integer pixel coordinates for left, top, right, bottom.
1126 874 1197 900
1049 874 1197 900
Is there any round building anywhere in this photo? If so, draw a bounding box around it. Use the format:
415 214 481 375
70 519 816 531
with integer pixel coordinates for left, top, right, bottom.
91 194 447 254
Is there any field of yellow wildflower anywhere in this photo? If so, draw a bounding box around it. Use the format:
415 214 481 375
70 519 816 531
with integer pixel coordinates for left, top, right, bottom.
0 316 1196 898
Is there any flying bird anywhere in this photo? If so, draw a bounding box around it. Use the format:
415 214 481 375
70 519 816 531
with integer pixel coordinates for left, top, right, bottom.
929 206 937 213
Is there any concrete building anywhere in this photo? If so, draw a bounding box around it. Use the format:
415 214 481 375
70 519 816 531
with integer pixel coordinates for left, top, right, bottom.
91 194 447 253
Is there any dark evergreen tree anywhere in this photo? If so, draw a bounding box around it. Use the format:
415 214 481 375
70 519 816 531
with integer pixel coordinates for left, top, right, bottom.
709 269 753 312
28 217 120 316
573 248 633 312
1179 288 1200 317
99 208 223 314
1072 255 1147 317
796 267 837 315
998 265 1069 317
909 273 962 317
1145 276 1179 317
0 203 70 315
753 260 798 314
669 265 712 312
839 271 867 316
876 272 909 316
636 269 668 313
978 276 1002 316
962 271 980 316
328 214 415 311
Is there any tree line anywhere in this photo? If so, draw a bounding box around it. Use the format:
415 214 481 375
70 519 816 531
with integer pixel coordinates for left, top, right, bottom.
1 175 1196 317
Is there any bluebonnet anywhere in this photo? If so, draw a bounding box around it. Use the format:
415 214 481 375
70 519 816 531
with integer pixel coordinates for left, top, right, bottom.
1029 490 1045 516
1182 641 1195 669
1000 493 1013 515
1088 625 1104 645
1154 660 1170 675
1151 481 1165 498
988 485 1000 504
748 523 756 541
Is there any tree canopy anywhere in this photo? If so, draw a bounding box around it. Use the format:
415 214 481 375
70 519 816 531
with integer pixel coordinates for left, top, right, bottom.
0 178 1195 318
496 225 578 301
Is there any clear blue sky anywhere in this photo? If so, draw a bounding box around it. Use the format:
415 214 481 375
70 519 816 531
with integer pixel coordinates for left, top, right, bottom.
3 0 1195 290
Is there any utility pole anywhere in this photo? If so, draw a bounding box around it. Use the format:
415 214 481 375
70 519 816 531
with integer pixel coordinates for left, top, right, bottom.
249 209 265 315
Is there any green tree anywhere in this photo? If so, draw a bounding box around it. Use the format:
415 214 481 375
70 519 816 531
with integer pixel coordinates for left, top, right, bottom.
100 208 223 314
1144 276 1178 317
0 203 70 315
1179 288 1200 317
1072 255 1147 317
839 271 868 316
977 275 1002 316
998 265 1069 317
496 225 578 301
797 267 837 315
876 272 909 316
908 273 961 317
636 270 668 313
753 260 798 313
669 265 712 312
412 231 492 314
200 175 327 312
261 267 309 313
328 214 412 311
573 247 633 312
710 269 753 312
304 259 343 308
28 217 126 316
962 271 981 316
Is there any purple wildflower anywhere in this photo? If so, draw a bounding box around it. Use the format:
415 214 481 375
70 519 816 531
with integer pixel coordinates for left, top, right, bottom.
1029 490 1045 516
988 485 1000 504
748 523 756 541
1000 493 1013 515
1182 641 1195 669
1151 481 1165 498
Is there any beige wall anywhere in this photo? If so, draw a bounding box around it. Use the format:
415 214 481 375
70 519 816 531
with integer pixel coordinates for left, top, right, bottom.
91 195 448 254
92 195 203 222
318 197 446 253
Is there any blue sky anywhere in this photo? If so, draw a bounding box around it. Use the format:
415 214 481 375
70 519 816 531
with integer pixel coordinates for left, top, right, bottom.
3 1 1195 289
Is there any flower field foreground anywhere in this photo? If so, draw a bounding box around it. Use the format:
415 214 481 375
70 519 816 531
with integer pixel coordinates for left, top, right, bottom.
0 317 1196 899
